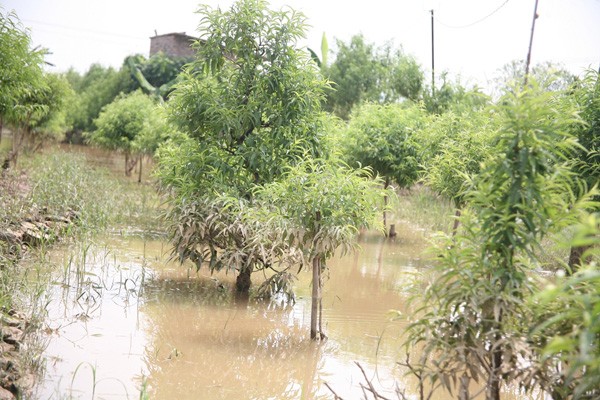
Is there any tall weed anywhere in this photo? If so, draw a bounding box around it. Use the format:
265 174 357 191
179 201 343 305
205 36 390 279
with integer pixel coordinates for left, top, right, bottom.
392 185 456 235
25 151 161 233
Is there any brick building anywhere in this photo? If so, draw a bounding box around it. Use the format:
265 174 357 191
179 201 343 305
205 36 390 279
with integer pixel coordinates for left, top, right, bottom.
149 32 196 58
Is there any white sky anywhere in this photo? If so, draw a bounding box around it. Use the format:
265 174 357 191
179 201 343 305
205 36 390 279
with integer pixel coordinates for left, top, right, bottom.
3 0 600 89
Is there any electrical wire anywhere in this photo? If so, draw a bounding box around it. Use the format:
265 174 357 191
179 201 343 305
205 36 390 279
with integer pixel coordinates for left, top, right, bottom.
22 18 146 40
29 24 146 47
435 0 511 29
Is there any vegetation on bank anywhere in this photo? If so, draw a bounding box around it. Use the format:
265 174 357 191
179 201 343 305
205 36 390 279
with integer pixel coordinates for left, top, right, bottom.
0 148 161 397
1 149 160 302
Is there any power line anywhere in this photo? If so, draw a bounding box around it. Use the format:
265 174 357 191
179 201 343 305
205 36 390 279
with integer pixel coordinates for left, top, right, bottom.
31 25 146 49
435 0 511 29
22 18 146 40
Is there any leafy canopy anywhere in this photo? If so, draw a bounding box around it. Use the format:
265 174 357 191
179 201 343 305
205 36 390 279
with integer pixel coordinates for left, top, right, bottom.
65 64 133 132
256 158 388 258
492 60 578 99
88 91 158 153
571 70 600 198
157 0 333 295
249 157 391 301
28 73 75 139
140 52 190 90
344 102 426 188
0 8 45 124
419 107 498 206
165 0 328 197
531 214 600 399
325 34 423 120
423 72 490 115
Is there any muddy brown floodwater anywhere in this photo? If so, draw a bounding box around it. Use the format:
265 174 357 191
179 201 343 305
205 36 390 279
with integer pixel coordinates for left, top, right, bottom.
21 145 538 399
30 225 440 399
31 230 545 399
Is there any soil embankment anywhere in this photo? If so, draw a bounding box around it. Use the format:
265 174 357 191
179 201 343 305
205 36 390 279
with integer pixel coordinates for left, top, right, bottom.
0 310 33 400
0 173 79 399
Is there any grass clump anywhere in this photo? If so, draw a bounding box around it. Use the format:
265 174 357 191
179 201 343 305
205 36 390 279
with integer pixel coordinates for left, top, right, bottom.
25 150 161 233
392 185 456 235
1 148 161 311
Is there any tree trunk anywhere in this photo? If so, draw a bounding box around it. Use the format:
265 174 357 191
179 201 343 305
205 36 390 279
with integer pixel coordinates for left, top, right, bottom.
311 254 321 340
318 258 326 340
32 139 43 153
0 117 3 144
126 156 138 177
488 346 502 400
125 152 129 176
487 307 503 400
235 265 253 293
388 224 397 238
26 126 34 152
568 244 592 275
11 124 24 168
383 178 389 236
138 154 143 183
459 374 470 400
452 207 462 236
311 210 323 340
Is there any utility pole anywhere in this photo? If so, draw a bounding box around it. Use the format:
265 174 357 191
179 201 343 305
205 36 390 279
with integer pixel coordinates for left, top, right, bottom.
431 8 435 97
524 0 540 86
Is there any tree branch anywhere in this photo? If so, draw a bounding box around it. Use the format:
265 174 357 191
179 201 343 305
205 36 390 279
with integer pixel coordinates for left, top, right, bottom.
323 382 344 400
355 361 392 400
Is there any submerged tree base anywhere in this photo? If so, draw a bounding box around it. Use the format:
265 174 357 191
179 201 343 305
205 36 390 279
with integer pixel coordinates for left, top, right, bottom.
235 266 253 294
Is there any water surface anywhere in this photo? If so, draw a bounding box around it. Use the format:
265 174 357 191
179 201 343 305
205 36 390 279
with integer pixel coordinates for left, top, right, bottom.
34 226 432 399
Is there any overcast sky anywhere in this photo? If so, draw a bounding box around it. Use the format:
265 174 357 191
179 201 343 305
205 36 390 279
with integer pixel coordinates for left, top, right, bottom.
3 0 600 89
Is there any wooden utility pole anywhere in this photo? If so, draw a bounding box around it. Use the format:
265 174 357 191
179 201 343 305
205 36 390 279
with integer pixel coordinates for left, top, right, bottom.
524 0 540 86
431 9 435 96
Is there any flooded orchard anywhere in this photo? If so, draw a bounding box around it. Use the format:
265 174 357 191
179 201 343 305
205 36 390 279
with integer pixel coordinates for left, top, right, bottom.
3 146 540 400
32 226 430 399
4 1 599 398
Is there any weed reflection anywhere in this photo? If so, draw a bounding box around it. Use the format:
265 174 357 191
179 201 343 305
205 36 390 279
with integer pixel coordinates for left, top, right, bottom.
143 275 232 306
